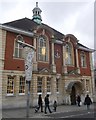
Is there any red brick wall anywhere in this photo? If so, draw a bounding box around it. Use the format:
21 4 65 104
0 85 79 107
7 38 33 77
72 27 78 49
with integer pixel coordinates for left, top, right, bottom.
78 50 91 76
54 44 63 74
4 31 33 71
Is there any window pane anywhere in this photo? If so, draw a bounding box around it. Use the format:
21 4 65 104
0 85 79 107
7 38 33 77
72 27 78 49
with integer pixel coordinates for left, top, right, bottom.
37 77 42 93
19 76 25 94
7 76 14 94
38 36 48 61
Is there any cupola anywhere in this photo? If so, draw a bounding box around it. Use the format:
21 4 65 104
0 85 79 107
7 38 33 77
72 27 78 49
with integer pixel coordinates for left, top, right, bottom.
32 2 42 24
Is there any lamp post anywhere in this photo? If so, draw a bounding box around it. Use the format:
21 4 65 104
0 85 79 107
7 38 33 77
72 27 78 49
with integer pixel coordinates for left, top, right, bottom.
16 40 36 118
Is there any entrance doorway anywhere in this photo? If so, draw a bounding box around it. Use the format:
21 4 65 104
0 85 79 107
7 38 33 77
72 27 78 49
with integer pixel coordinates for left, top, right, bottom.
70 86 76 105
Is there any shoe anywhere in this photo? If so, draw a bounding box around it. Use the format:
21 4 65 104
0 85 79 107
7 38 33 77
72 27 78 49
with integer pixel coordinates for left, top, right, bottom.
41 111 43 112
45 112 47 114
50 111 52 113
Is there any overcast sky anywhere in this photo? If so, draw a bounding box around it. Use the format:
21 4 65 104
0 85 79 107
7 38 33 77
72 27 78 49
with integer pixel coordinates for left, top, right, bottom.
0 0 95 50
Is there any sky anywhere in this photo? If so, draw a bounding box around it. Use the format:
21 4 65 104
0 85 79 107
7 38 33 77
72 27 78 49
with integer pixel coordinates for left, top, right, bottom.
0 0 95 61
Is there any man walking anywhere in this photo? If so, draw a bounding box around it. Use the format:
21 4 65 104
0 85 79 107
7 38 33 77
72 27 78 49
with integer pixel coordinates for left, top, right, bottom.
35 94 43 112
76 95 81 107
44 94 52 114
84 94 92 110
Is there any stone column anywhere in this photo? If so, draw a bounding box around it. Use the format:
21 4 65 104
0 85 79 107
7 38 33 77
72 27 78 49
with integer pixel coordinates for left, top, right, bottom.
89 53 95 98
51 35 56 73
76 48 80 74
31 74 37 106
62 41 67 74
51 76 57 100
33 30 37 71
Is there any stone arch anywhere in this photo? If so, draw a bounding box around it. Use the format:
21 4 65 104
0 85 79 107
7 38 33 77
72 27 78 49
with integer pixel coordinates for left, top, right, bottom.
66 81 83 105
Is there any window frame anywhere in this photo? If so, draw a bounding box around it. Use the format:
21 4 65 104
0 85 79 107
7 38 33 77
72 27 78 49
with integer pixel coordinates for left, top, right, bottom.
13 35 24 59
80 51 87 68
47 77 51 93
65 42 74 66
7 76 14 96
19 76 26 95
37 35 49 62
37 77 42 93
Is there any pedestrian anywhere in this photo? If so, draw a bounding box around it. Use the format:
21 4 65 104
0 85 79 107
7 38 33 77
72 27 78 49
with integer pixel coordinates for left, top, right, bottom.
53 100 57 112
76 95 81 107
44 94 52 114
84 94 92 110
35 94 43 113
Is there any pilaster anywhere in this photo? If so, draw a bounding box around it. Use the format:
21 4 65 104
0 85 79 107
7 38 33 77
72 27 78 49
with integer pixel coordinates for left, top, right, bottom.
51 36 56 73
62 41 67 74
33 30 37 71
76 48 80 74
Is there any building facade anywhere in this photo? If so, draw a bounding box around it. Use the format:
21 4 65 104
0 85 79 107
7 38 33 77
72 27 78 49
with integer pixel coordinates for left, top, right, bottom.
1 3 95 108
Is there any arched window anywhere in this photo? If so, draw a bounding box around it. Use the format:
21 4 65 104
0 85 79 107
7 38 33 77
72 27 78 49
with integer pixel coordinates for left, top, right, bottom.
81 51 86 67
37 35 48 61
65 43 73 65
14 35 24 59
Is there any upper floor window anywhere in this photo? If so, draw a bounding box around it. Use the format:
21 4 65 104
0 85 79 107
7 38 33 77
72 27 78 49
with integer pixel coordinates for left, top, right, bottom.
14 35 24 59
65 43 73 65
37 35 48 62
7 76 14 95
81 52 86 67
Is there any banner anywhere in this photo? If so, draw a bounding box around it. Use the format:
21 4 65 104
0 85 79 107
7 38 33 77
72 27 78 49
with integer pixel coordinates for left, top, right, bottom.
24 47 34 81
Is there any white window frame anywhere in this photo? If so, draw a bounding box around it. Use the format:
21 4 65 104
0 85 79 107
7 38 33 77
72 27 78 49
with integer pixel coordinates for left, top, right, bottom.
37 35 49 62
13 35 24 59
56 78 59 93
81 52 86 67
7 76 14 96
37 77 42 93
19 76 25 95
65 43 73 65
47 77 51 93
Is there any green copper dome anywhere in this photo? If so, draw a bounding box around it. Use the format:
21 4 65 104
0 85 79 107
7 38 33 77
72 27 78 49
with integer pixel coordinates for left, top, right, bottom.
32 2 42 24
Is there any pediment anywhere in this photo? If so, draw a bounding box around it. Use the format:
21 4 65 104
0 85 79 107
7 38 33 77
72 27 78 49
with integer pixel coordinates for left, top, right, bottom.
39 68 50 73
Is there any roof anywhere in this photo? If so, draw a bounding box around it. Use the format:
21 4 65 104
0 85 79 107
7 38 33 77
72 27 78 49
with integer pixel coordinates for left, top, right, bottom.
3 17 64 40
2 17 94 52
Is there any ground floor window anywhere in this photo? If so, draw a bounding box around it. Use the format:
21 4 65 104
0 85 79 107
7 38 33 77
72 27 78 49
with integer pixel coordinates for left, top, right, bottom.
37 77 42 93
7 76 14 95
47 77 51 93
19 76 25 94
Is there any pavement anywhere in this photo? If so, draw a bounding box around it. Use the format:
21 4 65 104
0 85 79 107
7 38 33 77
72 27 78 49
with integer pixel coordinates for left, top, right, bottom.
1 103 95 119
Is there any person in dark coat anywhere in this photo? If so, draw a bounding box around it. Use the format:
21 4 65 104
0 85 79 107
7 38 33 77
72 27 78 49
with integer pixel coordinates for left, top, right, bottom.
44 94 52 114
35 94 43 112
53 100 57 112
76 95 81 107
84 94 92 110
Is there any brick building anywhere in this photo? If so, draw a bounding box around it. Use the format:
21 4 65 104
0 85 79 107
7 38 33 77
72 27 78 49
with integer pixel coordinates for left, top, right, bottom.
0 2 95 108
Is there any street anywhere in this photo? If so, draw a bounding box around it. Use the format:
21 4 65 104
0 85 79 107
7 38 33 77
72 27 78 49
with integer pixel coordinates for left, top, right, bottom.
45 109 95 118
2 103 96 119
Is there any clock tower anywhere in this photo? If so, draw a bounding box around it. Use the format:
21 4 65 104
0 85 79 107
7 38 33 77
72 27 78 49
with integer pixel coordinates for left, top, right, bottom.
32 2 42 24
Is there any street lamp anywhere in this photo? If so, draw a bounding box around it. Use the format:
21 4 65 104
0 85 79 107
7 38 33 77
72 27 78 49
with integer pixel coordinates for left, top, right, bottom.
16 39 36 118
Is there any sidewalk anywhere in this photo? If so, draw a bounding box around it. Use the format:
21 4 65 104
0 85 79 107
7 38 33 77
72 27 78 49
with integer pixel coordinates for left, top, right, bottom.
2 104 95 118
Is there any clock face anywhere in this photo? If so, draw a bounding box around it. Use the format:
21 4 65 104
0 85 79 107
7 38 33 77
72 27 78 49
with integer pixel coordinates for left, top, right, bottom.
54 50 60 59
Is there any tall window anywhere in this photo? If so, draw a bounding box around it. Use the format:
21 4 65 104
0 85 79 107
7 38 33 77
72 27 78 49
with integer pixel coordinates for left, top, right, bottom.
47 77 51 93
37 77 42 93
14 35 24 58
7 76 14 95
65 43 73 65
56 78 59 92
38 35 48 61
19 76 25 94
81 52 86 67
